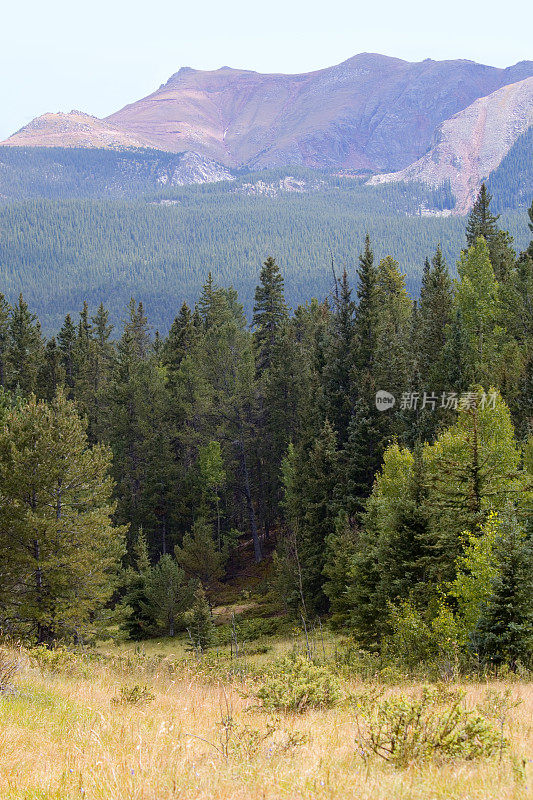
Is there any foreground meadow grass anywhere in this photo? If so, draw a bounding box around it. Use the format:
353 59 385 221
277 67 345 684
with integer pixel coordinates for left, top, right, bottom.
1 644 532 800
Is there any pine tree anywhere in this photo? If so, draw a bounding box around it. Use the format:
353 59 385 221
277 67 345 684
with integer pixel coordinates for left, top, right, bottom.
175 518 226 592
473 515 533 669
0 391 126 643
6 294 44 396
417 245 453 391
185 584 215 651
322 268 356 445
142 555 193 637
58 314 77 390
466 183 500 247
162 303 195 386
252 256 288 373
373 255 413 400
281 420 340 614
354 235 379 375
323 512 360 629
454 238 501 384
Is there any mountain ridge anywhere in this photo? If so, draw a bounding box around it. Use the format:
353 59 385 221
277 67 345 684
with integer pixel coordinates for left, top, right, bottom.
4 54 533 171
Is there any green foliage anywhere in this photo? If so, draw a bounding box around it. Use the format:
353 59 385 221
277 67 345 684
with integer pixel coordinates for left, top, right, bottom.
185 584 215 652
257 654 342 713
142 555 193 637
355 685 504 766
111 684 155 706
0 392 126 643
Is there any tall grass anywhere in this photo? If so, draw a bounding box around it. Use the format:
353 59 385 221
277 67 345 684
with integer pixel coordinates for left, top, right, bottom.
0 642 531 799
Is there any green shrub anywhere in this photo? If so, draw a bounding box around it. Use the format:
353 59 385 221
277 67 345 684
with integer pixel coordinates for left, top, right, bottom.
355 685 504 767
111 684 155 706
256 654 342 713
29 645 76 675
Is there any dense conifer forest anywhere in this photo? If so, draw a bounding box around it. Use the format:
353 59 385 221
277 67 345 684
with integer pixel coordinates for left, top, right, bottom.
0 146 530 333
0 186 531 672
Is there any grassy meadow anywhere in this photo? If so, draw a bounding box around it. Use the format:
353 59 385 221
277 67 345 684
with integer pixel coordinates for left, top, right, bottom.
1 622 532 800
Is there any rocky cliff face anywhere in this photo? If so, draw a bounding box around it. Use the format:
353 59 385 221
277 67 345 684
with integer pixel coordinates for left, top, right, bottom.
3 54 532 176
368 77 533 213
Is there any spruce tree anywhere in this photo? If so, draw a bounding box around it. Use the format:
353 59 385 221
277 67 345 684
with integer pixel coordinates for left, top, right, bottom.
473 515 533 669
322 268 356 445
252 256 288 373
354 235 379 375
58 314 77 390
6 294 44 396
466 183 499 247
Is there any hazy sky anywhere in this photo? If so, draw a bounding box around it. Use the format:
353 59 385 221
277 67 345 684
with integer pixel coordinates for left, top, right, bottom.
1 0 531 140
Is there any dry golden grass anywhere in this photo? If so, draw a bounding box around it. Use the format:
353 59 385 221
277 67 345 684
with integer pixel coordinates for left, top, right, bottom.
0 645 532 800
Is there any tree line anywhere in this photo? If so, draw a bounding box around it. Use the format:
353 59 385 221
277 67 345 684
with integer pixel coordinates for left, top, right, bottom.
0 186 531 667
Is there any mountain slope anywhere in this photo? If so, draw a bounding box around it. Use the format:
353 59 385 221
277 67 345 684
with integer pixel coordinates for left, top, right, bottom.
367 77 533 212
1 111 153 149
3 55 532 174
105 55 533 171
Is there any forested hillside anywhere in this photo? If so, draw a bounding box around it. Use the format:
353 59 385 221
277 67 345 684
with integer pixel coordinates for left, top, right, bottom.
488 126 533 211
0 189 529 333
0 187 531 671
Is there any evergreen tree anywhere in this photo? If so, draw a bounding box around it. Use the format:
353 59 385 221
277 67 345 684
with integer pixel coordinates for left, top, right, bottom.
162 303 195 386
473 514 533 669
466 183 500 247
417 245 453 391
454 238 501 384
58 314 77 390
322 268 356 445
142 555 193 637
354 235 379 375
0 392 126 643
0 294 11 388
281 420 340 614
185 584 215 651
6 294 44 396
175 518 226 592
252 256 288 373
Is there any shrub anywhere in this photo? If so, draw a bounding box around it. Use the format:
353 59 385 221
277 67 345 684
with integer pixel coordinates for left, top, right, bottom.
29 644 76 675
256 654 342 713
355 685 503 767
111 684 155 706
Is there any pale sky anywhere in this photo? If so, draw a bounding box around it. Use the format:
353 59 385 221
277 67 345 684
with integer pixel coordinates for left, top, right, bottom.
0 0 531 141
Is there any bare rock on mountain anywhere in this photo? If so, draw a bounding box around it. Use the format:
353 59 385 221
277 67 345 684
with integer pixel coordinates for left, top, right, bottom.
156 152 234 186
0 111 152 150
368 77 533 213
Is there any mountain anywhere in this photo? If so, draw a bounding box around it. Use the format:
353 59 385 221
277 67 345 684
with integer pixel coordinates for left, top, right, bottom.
3 54 533 175
368 77 533 212
2 111 152 149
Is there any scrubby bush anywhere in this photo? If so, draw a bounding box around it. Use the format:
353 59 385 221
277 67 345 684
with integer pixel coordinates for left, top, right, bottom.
256 653 342 712
355 685 503 767
111 684 155 706
29 644 76 675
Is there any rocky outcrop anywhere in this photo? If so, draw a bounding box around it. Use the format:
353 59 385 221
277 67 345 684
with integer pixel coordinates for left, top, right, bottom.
156 151 234 186
367 77 533 213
